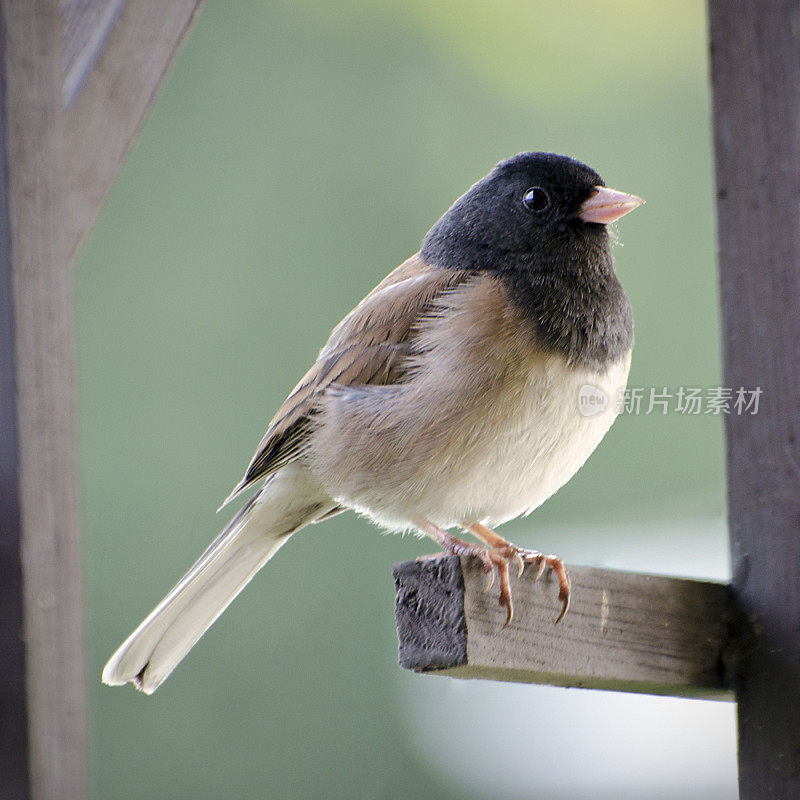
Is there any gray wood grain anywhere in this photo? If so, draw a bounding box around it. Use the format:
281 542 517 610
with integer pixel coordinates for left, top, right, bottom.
395 556 734 700
0 8 29 797
61 0 202 267
61 0 128 107
709 1 800 796
3 4 88 798
2 1 201 797
394 557 468 671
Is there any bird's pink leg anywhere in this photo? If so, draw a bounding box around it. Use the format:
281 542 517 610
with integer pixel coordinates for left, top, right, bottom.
414 518 497 578
465 522 571 625
415 517 522 623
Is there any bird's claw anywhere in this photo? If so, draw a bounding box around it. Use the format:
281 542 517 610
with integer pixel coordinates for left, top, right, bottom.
479 548 514 624
491 551 514 627
421 521 570 626
555 590 570 625
473 537 571 626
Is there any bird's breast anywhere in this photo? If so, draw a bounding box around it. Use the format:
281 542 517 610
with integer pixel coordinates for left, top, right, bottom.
433 349 632 527
307 274 631 530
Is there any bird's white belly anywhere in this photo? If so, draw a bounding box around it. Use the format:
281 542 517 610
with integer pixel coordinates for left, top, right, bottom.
427 355 630 527
319 351 631 532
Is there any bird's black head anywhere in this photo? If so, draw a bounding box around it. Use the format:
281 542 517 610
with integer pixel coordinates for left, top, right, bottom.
421 152 641 369
421 152 610 272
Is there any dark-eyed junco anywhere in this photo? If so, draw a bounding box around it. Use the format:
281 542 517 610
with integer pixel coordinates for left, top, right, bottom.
103 152 642 693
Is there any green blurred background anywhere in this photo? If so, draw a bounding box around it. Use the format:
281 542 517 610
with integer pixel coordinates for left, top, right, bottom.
77 2 736 798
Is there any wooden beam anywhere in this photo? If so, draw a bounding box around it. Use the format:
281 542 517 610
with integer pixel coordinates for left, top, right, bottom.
0 6 28 796
709 1 800 796
1 1 202 796
2 3 88 798
61 0 202 266
61 0 129 108
394 556 734 700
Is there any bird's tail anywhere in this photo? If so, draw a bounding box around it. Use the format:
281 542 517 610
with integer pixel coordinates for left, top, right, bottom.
101 464 334 694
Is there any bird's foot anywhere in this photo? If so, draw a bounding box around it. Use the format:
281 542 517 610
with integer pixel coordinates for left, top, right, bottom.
415 518 570 628
465 522 570 626
415 519 499 577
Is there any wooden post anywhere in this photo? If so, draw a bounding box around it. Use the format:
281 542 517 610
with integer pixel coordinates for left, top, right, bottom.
709 1 800 796
0 9 28 795
3 6 87 798
0 2 201 796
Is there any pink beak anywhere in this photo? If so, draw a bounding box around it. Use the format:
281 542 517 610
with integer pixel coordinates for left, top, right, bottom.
579 186 644 224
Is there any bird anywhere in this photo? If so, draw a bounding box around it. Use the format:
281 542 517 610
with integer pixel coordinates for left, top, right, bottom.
102 152 643 694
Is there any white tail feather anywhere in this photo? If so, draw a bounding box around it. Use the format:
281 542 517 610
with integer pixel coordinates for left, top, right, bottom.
102 464 334 694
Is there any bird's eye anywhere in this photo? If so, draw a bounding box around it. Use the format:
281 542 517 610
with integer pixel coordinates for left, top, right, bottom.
522 187 550 212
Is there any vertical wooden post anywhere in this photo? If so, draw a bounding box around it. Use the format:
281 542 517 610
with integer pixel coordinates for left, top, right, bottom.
0 9 28 798
709 1 800 797
0 1 201 795
2 3 88 798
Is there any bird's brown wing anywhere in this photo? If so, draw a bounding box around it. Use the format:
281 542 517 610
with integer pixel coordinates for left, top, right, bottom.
220 254 469 507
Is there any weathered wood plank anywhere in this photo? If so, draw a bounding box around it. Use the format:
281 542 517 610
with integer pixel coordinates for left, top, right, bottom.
2 3 88 798
61 0 202 266
61 0 129 107
394 556 734 700
0 7 29 796
2 1 202 796
709 1 800 796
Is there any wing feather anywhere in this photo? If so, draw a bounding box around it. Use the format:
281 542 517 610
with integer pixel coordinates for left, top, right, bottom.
220 255 469 508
